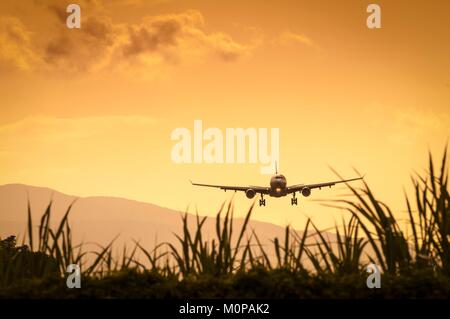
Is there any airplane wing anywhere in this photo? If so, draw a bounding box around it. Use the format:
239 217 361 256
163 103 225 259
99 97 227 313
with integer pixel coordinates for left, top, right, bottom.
190 181 270 194
287 176 363 193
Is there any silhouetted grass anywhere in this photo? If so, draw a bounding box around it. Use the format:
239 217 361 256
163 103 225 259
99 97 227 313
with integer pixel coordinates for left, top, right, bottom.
0 147 448 298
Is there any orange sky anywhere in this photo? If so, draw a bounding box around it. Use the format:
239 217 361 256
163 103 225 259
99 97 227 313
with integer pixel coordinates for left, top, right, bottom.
0 0 449 230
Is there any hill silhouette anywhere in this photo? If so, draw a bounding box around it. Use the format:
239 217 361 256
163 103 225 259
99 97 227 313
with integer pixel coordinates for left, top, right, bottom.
0 184 328 259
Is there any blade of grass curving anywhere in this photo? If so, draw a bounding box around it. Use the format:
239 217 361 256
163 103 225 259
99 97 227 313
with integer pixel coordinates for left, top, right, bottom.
27 198 33 251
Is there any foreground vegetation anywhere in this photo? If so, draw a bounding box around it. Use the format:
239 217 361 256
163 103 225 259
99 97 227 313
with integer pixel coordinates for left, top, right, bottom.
0 149 449 298
2 267 450 299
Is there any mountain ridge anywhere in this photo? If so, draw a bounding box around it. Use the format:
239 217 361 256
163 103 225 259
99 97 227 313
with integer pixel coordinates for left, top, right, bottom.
0 183 312 252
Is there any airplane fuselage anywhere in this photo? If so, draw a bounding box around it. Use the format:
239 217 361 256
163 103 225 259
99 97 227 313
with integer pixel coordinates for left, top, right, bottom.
269 174 287 197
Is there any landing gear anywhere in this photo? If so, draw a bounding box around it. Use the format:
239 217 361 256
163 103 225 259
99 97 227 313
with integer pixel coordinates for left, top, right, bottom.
259 194 266 206
291 192 298 206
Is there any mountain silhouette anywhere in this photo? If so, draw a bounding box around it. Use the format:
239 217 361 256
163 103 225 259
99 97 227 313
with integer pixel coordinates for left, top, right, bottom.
0 184 325 257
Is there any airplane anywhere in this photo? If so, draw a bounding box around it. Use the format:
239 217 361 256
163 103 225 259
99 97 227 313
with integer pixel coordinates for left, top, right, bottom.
190 164 363 206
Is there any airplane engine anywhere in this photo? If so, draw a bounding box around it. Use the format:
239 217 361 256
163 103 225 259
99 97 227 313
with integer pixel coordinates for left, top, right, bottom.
301 187 311 197
245 189 256 199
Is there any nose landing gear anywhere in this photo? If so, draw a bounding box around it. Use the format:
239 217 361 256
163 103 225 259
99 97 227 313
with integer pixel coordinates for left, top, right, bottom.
259 194 266 206
291 193 298 206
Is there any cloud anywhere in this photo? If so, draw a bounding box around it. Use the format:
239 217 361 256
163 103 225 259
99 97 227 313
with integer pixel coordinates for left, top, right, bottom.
43 14 117 72
196 31 249 62
0 16 40 70
362 101 450 146
0 6 250 74
389 109 450 145
119 10 250 65
0 115 157 145
275 31 318 49
121 14 185 58
0 115 161 186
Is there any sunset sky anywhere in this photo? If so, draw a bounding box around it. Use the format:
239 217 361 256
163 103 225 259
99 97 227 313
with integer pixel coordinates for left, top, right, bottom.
0 0 449 230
